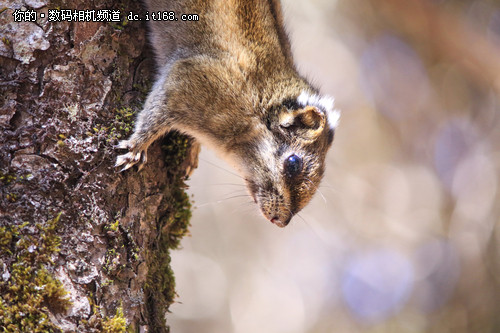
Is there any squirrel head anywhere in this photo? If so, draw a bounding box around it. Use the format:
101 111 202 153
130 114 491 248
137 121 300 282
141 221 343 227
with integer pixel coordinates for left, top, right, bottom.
240 90 340 227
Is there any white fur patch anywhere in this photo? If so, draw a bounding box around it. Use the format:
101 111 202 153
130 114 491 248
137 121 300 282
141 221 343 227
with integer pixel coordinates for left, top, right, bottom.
297 91 340 130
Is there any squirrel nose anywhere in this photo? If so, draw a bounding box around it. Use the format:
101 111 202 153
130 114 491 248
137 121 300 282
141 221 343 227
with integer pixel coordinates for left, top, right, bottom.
270 216 292 227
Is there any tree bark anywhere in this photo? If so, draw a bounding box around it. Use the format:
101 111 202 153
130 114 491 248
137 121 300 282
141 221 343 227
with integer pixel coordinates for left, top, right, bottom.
0 1 198 332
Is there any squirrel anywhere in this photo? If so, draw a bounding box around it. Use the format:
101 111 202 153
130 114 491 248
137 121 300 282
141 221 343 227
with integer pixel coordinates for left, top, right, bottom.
116 0 340 227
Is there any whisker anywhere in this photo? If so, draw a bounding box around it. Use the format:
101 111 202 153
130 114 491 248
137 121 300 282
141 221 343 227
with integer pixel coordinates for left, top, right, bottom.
320 180 340 194
231 200 255 215
225 202 257 222
296 213 324 239
288 207 312 228
296 212 308 225
234 201 254 215
195 201 224 208
223 189 248 197
200 158 244 180
194 194 251 208
240 198 255 205
222 194 252 201
305 178 327 204
189 183 246 188
319 185 340 193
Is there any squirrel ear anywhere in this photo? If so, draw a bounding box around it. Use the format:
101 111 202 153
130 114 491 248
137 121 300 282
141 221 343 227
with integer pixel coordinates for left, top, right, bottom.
279 106 325 139
297 106 325 129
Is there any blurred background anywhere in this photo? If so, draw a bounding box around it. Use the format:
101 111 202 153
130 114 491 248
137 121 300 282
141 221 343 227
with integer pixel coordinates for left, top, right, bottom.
168 0 500 332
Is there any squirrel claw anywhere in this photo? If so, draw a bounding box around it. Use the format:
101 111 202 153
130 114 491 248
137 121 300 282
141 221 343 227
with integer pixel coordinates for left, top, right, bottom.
115 149 147 172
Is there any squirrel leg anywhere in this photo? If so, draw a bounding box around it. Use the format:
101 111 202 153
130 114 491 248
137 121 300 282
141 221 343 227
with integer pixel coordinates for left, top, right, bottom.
115 70 173 171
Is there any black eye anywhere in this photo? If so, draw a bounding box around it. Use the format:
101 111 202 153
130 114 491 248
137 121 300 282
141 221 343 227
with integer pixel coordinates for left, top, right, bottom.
284 154 303 178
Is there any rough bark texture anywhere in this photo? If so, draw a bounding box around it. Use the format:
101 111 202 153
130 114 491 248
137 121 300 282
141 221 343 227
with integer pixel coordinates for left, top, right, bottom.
0 1 199 332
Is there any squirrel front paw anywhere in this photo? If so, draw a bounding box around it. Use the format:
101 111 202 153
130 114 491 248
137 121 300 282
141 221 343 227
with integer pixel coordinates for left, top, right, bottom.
115 139 148 171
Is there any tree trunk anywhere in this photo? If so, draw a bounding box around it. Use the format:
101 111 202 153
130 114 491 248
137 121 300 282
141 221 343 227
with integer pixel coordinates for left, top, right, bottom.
0 1 199 332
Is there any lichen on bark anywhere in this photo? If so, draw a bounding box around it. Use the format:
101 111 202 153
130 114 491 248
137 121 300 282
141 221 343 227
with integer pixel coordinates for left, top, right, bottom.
0 214 71 333
0 1 198 331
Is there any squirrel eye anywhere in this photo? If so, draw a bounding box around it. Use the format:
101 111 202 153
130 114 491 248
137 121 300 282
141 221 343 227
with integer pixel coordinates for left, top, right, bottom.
284 154 303 178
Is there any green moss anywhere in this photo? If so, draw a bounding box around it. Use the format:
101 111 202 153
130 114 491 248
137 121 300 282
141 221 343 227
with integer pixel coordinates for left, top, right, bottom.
5 193 18 202
1 171 34 204
0 172 33 185
161 132 194 248
144 132 194 332
0 213 71 332
102 218 140 280
103 249 123 275
101 278 114 288
161 133 192 171
106 220 120 232
82 297 128 332
132 82 152 99
106 107 136 142
101 306 127 333
164 180 193 249
0 172 18 185
109 23 125 31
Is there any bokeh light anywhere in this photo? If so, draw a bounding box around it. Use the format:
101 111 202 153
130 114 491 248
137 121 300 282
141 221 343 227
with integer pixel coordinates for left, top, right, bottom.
341 249 414 323
168 0 500 332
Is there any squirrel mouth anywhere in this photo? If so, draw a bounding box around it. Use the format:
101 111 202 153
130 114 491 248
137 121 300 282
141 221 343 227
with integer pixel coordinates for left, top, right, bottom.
270 216 291 228
270 217 287 228
246 180 292 227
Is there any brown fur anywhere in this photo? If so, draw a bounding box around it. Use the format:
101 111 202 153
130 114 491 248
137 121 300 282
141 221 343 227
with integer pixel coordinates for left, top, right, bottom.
116 0 339 227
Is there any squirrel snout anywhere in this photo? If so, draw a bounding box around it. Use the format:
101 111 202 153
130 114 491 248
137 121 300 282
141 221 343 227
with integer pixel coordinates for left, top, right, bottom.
252 188 293 227
260 207 292 228
270 215 292 228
